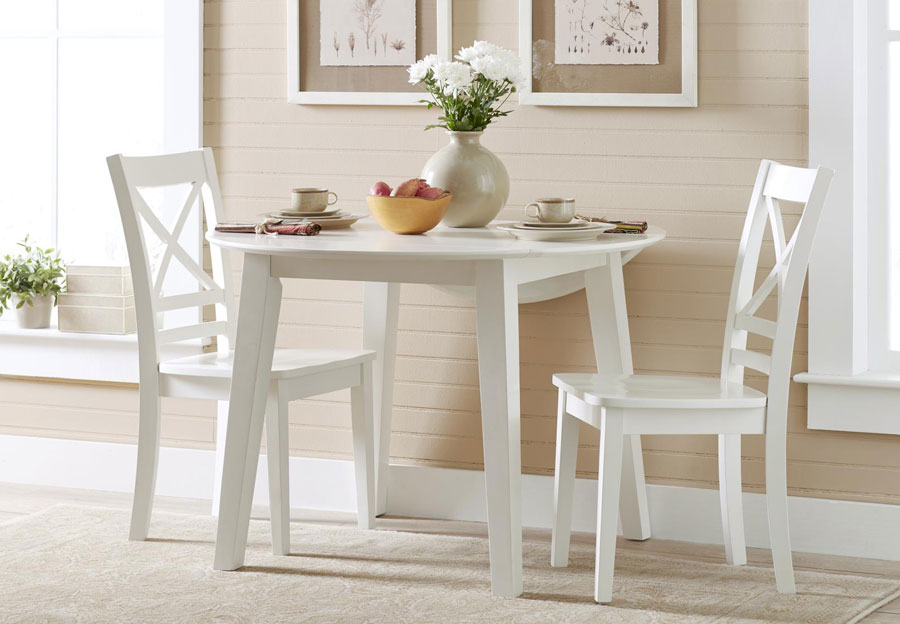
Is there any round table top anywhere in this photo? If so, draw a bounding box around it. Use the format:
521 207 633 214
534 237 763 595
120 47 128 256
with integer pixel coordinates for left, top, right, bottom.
207 221 665 261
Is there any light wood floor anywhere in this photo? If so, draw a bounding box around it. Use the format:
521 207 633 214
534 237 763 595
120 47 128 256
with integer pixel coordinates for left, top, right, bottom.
2 482 898 621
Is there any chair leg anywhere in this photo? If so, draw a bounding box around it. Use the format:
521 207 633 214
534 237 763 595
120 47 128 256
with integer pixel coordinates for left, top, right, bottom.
130 383 161 541
212 400 230 517
595 408 625 604
766 433 796 593
551 389 579 567
619 435 651 541
265 386 290 555
718 434 747 566
350 361 376 530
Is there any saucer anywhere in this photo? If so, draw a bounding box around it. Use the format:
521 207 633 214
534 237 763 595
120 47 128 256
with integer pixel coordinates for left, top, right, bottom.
314 214 366 229
268 208 341 218
265 210 346 220
262 209 365 229
497 221 612 241
518 220 589 229
269 212 365 229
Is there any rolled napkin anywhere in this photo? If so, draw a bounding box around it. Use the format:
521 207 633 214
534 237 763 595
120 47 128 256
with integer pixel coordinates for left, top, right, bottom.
215 220 322 236
576 214 648 234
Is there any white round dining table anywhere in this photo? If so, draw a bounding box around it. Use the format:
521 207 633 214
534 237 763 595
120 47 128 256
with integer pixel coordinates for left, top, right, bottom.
207 221 665 598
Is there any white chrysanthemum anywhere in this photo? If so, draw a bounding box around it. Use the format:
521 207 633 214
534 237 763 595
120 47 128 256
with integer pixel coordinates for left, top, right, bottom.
504 59 527 88
495 49 525 83
408 54 447 84
456 40 502 63
456 42 524 86
469 55 508 82
432 60 473 94
407 60 428 84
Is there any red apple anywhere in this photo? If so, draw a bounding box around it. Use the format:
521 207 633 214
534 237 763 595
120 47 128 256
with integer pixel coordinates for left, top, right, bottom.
369 181 392 196
391 178 421 197
416 186 446 200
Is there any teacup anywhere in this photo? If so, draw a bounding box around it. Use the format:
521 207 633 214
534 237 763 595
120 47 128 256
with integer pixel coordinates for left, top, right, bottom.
525 198 576 223
291 188 338 212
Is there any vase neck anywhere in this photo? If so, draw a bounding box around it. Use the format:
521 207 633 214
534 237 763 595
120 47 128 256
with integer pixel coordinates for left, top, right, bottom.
447 131 483 146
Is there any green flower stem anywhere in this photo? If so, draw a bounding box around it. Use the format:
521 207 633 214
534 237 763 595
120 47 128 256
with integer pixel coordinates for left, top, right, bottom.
418 71 516 132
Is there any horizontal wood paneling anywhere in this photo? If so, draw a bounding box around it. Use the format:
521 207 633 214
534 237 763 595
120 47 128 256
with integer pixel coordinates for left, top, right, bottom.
2 0 898 507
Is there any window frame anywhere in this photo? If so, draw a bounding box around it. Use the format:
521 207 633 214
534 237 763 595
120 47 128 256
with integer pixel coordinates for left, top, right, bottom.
798 0 900 435
868 1 895 371
0 0 204 383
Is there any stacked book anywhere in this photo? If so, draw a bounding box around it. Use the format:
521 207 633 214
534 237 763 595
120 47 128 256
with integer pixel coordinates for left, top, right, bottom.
58 266 136 334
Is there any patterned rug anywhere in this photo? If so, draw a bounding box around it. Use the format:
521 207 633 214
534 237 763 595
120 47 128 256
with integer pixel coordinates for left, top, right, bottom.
1 505 897 623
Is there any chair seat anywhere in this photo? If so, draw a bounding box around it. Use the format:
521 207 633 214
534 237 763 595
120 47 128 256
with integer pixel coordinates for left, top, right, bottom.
552 373 767 410
160 348 375 380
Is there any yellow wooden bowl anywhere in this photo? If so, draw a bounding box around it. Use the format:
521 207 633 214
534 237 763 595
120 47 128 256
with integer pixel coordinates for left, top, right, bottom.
366 194 452 235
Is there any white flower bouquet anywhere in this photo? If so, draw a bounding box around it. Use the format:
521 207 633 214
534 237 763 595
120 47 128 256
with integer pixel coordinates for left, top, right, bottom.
408 41 525 132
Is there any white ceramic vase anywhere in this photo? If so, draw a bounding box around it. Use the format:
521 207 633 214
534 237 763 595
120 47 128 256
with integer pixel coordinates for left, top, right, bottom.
421 131 510 228
13 294 53 329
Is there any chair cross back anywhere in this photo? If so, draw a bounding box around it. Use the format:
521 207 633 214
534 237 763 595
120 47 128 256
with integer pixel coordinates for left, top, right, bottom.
721 160 834 431
107 148 236 363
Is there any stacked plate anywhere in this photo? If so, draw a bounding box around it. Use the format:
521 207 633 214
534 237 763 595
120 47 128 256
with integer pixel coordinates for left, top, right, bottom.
497 219 615 241
264 208 365 230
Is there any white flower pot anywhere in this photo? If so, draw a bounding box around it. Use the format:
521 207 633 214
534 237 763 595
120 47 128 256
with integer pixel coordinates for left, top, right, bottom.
421 131 510 228
13 294 53 329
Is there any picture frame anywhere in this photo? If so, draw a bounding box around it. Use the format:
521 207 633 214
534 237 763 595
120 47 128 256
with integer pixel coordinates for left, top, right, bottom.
518 0 697 107
288 0 453 105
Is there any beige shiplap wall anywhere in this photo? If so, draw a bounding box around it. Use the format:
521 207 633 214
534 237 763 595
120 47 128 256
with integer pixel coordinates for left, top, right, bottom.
2 0 899 506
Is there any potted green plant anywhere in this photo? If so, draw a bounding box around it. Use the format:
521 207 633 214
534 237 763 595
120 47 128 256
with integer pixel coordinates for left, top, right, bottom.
0 237 66 329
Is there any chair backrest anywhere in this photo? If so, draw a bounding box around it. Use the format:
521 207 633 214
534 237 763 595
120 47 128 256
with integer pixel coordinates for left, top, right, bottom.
720 160 834 436
107 148 236 368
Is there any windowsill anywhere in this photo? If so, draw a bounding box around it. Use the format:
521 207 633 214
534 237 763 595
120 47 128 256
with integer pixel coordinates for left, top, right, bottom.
0 318 138 343
794 371 900 435
794 371 900 389
0 317 203 384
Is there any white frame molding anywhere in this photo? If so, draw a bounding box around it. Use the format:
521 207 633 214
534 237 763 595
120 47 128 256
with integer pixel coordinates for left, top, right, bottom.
2 434 899 562
517 0 697 107
797 0 900 435
287 0 453 106
163 0 204 153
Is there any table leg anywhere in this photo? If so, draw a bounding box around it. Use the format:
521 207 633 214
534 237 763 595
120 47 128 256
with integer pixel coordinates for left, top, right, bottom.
584 254 651 541
475 260 523 598
214 253 282 570
362 282 400 516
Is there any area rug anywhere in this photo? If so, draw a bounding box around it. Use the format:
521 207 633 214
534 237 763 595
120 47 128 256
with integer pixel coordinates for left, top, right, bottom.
1 506 897 623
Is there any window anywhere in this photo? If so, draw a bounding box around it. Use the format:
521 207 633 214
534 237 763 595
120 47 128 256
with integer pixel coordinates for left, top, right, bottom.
0 0 200 266
802 0 900 435
0 1 202 382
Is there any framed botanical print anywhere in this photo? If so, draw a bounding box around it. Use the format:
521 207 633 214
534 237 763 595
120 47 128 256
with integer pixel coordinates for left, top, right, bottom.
518 0 697 107
288 0 453 105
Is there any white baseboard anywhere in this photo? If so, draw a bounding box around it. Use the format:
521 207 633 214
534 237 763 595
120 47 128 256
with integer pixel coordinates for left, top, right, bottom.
1 434 898 561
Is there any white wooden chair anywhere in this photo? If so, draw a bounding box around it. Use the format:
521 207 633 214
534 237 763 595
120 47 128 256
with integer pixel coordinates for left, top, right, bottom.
550 160 834 603
107 148 376 553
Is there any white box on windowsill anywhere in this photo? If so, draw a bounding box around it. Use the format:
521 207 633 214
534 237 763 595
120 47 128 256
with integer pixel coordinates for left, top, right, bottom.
65 265 133 296
57 293 136 335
